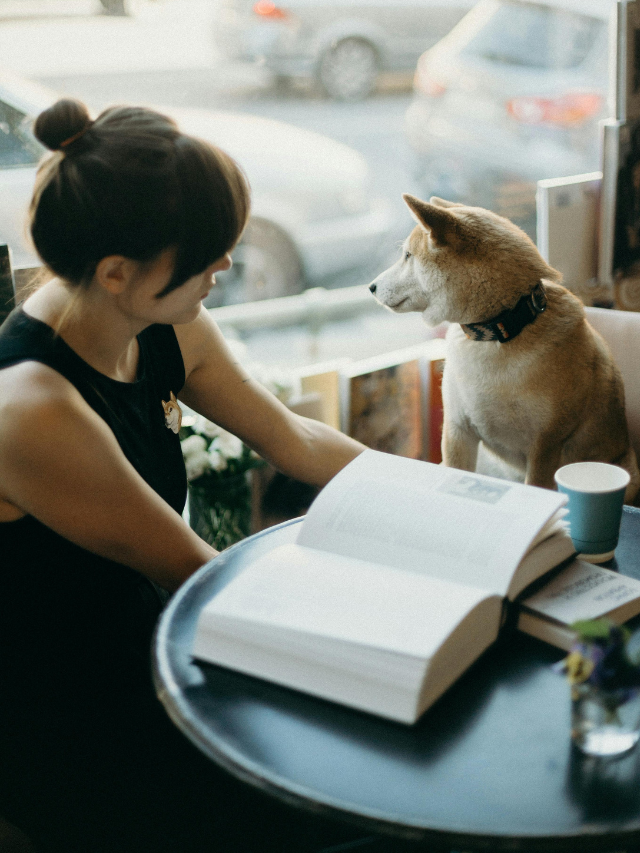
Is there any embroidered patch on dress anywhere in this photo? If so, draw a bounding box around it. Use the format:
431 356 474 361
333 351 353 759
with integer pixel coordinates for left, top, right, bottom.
162 391 182 433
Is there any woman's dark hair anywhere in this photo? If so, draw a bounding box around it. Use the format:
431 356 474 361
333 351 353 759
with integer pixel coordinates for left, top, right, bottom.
30 98 250 295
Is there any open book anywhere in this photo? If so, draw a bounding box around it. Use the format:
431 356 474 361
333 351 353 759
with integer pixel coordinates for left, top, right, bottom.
192 450 585 723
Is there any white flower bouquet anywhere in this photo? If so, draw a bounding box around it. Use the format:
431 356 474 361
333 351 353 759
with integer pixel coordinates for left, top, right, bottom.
179 341 295 550
181 413 266 550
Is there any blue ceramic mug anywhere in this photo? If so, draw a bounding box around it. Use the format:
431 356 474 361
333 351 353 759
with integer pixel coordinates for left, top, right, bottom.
554 462 630 563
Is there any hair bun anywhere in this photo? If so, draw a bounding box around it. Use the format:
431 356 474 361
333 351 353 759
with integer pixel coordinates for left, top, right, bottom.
33 99 92 152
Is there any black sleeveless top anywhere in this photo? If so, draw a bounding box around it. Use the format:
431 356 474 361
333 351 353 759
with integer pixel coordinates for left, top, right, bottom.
0 311 359 853
0 307 187 755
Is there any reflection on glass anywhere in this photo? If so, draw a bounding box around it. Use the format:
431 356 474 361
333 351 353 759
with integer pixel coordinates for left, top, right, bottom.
406 0 608 241
0 0 609 307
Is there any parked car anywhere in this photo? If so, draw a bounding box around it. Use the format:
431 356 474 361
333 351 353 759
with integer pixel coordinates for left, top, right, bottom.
0 0 140 16
404 0 610 237
214 0 473 100
0 72 393 305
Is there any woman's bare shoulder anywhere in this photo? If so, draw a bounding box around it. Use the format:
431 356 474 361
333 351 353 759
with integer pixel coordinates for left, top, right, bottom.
0 361 94 455
0 359 80 410
0 361 93 518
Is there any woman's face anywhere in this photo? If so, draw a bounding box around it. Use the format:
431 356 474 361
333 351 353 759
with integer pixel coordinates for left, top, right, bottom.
121 249 233 325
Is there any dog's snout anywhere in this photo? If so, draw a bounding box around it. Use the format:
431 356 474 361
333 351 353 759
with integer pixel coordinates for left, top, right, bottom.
369 283 377 294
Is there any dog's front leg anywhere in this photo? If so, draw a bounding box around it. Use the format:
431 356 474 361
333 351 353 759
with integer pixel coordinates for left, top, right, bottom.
442 418 479 472
525 437 562 491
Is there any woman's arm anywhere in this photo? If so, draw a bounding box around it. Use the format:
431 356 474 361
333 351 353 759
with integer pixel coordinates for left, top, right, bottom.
175 307 366 488
0 361 217 591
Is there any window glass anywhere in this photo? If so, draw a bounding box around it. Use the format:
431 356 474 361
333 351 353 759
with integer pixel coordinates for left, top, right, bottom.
0 99 42 167
0 0 611 316
463 1 601 69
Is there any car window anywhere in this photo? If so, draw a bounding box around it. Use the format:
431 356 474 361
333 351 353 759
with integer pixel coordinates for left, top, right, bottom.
0 99 42 167
462 0 602 70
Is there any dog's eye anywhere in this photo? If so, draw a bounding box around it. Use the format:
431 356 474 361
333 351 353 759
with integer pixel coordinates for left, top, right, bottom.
404 251 411 262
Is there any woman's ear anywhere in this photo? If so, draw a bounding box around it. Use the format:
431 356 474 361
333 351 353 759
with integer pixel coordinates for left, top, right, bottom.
94 256 134 295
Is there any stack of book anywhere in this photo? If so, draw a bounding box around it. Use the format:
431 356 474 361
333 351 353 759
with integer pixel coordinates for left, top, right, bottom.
286 339 446 465
337 339 446 463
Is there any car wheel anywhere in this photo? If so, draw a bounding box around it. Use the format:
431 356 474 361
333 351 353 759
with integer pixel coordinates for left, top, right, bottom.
206 219 304 307
318 38 378 101
100 0 141 16
273 75 294 93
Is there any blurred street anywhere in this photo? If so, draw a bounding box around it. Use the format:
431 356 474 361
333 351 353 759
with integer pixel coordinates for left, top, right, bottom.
0 0 434 366
0 0 420 291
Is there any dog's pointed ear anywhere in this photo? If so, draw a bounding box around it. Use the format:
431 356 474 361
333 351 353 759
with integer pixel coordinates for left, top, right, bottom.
402 193 457 246
429 196 465 209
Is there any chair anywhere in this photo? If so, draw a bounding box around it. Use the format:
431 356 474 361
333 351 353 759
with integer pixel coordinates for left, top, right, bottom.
584 306 640 464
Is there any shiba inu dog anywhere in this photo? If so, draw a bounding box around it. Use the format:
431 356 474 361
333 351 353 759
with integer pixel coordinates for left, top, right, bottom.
369 194 640 503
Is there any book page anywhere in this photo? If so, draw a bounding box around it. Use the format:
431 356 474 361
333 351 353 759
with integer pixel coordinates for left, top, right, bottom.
520 560 640 626
199 542 492 660
297 450 568 597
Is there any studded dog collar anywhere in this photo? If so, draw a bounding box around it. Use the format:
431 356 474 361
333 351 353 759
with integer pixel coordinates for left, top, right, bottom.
460 281 547 343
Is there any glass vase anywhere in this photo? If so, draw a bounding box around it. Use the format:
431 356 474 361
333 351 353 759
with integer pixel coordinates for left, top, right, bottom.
571 682 640 757
188 472 252 551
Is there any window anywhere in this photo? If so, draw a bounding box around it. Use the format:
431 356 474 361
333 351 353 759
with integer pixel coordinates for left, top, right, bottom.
0 99 42 167
463 1 602 70
0 0 610 324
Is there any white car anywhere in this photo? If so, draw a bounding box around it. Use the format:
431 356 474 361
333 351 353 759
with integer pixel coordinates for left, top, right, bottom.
404 0 610 238
214 0 472 101
0 72 393 304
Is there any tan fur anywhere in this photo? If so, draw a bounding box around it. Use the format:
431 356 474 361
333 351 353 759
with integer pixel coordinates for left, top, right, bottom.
369 194 640 503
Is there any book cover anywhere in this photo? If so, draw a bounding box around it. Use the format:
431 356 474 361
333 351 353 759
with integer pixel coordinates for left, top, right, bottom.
294 358 351 431
536 173 611 307
349 361 422 459
426 355 445 464
340 346 426 460
518 559 640 651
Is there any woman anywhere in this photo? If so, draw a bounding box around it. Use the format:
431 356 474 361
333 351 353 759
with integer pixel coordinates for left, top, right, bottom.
0 98 368 852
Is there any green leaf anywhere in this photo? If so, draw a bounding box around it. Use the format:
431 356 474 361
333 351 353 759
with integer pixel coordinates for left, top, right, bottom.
570 618 616 640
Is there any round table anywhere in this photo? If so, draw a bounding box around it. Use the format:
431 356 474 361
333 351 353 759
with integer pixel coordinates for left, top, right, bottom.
153 510 640 852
